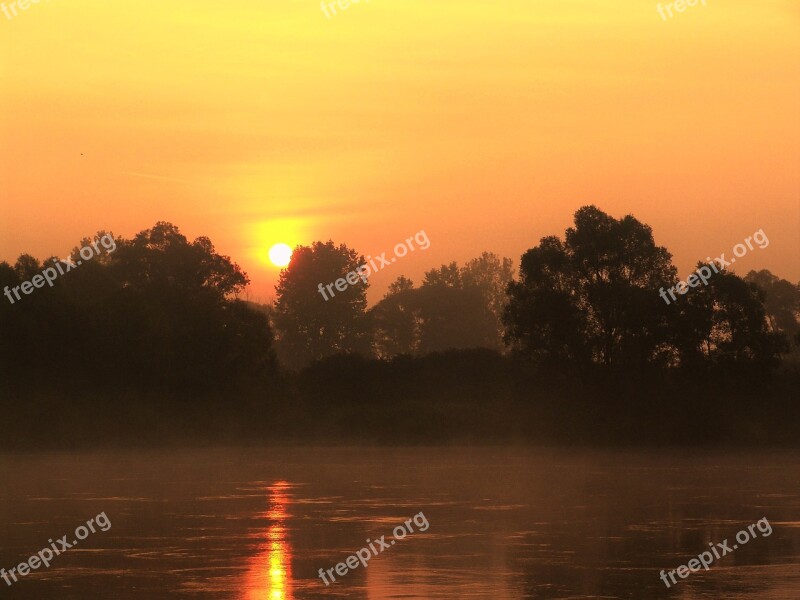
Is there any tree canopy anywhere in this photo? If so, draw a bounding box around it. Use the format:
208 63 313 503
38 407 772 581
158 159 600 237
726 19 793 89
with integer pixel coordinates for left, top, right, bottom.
271 240 371 370
503 206 790 371
0 222 275 391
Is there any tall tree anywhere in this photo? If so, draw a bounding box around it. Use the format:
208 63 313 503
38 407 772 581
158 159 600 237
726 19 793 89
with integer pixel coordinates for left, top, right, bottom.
272 240 371 370
744 269 800 349
503 236 589 366
504 206 676 368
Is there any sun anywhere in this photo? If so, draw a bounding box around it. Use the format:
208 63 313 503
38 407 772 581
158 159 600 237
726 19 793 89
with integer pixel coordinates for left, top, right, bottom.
268 243 293 267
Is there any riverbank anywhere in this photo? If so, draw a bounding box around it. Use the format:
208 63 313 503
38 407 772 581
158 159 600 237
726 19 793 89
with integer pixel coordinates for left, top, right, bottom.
2 350 798 450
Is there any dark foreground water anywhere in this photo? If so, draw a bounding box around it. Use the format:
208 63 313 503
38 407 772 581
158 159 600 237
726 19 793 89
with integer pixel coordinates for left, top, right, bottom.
0 448 799 599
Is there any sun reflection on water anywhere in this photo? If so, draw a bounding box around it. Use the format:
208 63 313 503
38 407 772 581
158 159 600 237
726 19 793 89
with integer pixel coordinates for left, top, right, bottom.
244 481 294 600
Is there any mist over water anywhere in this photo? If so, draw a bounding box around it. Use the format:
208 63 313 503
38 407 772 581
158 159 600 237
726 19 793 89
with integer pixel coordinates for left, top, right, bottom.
1 447 799 599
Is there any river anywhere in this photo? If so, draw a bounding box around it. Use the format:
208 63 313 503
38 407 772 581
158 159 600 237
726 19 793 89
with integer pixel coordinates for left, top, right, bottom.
1 447 799 598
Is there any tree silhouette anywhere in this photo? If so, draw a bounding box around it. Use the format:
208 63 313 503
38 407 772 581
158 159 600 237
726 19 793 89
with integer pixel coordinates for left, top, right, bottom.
113 222 248 296
369 255 512 357
0 223 275 391
422 262 462 288
744 269 800 354
370 276 419 357
674 265 789 368
272 240 371 370
461 252 515 351
504 206 676 368
1 214 797 449
415 282 496 353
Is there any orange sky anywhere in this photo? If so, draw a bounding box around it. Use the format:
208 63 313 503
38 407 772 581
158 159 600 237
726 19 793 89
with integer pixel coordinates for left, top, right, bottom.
1 0 798 303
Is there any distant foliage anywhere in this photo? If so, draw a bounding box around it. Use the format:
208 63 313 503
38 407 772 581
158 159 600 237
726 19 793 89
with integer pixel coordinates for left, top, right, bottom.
744 269 800 358
369 252 514 358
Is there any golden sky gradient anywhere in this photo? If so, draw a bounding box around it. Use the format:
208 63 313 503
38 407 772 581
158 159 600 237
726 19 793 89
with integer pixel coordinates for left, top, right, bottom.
1 0 798 302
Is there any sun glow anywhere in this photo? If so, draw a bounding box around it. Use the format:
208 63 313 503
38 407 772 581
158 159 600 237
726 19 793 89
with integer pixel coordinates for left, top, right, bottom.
268 244 293 267
250 220 305 270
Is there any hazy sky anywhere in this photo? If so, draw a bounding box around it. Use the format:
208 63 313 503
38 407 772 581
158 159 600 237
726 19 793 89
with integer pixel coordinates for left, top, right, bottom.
1 0 798 302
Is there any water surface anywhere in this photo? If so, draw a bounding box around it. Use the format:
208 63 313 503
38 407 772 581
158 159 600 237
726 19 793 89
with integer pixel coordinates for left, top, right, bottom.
1 447 799 599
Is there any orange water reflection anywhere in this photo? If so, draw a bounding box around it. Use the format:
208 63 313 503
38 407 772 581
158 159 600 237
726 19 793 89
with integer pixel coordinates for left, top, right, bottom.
243 481 294 600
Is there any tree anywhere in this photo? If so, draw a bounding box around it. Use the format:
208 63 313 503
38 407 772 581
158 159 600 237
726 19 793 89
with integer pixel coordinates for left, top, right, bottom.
422 262 462 288
414 281 497 354
272 240 371 370
0 223 276 391
504 206 676 369
503 236 589 366
113 222 248 296
370 276 419 358
370 254 512 357
674 266 789 368
744 270 800 351
461 252 515 350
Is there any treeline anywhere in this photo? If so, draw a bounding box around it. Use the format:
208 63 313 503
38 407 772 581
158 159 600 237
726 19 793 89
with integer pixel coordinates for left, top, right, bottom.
271 244 514 368
0 221 280 404
1 208 798 449
273 206 799 372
